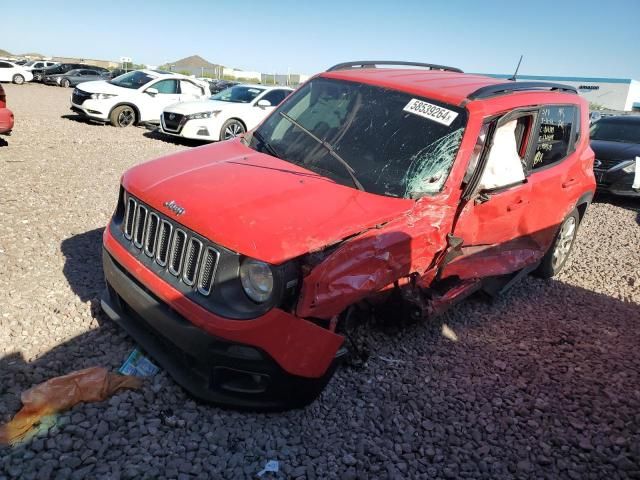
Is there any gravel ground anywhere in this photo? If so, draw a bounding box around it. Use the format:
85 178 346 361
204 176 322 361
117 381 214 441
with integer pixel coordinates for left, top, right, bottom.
1 83 639 479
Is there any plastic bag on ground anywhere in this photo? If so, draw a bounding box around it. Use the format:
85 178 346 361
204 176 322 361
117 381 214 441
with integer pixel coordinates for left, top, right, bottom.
0 366 142 446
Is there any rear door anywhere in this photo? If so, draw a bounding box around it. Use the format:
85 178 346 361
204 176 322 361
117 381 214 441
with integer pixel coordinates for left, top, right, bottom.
523 105 582 251
179 79 205 101
442 109 541 279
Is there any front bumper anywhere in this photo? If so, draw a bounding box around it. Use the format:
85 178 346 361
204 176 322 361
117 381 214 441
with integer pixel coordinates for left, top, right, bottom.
70 100 109 121
0 108 14 135
102 225 345 409
594 167 640 198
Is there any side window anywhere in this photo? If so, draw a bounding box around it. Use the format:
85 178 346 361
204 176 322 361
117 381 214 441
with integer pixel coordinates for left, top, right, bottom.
531 106 576 169
477 118 530 190
151 79 179 94
0 62 11 68
260 89 290 106
179 80 203 96
35 62 43 68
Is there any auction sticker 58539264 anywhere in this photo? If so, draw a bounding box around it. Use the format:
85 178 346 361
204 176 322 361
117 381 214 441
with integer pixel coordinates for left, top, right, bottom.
403 99 458 126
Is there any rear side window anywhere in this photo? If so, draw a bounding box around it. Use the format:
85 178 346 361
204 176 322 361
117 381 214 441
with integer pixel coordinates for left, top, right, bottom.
179 80 203 96
532 106 577 169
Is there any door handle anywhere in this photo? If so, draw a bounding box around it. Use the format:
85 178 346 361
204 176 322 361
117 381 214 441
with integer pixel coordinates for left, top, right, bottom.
562 178 577 188
507 199 524 211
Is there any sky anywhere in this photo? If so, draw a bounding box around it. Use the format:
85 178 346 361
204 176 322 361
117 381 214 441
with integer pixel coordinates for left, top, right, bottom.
3 0 640 79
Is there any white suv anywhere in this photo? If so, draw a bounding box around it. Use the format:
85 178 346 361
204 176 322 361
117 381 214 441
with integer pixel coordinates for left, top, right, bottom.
159 84 293 141
70 70 211 127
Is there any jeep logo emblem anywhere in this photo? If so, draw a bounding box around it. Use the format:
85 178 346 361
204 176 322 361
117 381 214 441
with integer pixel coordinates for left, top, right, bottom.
163 200 185 215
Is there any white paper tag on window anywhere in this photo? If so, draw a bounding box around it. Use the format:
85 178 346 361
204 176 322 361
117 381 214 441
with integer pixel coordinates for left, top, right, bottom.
633 156 640 190
403 99 458 126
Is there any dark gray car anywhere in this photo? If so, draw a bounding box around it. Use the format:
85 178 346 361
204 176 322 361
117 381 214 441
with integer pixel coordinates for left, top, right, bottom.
45 69 110 88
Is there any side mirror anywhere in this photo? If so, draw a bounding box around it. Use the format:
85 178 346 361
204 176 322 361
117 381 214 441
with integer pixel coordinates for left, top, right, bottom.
256 99 272 108
146 87 159 96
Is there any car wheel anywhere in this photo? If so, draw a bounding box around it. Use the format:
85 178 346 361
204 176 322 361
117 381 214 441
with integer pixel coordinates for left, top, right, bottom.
534 209 580 278
110 105 137 128
61 79 70 88
220 119 245 140
12 74 25 85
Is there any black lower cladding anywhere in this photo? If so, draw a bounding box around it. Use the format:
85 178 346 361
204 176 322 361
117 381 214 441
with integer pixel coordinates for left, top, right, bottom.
594 167 640 197
101 248 340 410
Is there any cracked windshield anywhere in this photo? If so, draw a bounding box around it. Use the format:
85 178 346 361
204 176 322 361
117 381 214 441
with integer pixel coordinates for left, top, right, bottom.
249 77 467 198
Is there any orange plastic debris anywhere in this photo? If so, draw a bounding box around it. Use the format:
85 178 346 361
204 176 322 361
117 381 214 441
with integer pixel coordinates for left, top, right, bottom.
0 366 142 445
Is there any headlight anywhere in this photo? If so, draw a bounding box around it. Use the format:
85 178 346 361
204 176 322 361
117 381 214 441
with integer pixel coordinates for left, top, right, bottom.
240 258 274 303
621 160 637 174
90 93 117 100
186 110 221 120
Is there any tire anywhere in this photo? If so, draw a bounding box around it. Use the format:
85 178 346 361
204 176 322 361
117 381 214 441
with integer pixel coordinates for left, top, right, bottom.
220 119 245 141
12 74 25 85
534 209 580 278
61 79 70 88
109 105 137 128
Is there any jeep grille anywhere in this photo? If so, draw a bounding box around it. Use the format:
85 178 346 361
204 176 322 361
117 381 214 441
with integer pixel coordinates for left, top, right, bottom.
122 195 220 295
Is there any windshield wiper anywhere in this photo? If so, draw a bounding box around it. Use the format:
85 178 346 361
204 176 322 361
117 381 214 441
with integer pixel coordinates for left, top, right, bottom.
252 130 281 159
278 112 365 191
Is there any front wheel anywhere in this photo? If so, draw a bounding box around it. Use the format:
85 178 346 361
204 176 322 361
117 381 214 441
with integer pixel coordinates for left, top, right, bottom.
220 119 245 141
12 74 25 85
61 79 70 88
534 209 580 278
109 105 136 128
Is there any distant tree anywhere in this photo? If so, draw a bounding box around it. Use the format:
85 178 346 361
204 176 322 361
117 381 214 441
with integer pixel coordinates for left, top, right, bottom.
589 102 606 111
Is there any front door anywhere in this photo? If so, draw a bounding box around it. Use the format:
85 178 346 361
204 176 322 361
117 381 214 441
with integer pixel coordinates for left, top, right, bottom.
139 79 182 122
442 111 541 279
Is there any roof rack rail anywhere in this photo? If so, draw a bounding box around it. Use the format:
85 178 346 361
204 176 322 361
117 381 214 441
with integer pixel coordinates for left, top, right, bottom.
468 81 577 100
327 61 463 73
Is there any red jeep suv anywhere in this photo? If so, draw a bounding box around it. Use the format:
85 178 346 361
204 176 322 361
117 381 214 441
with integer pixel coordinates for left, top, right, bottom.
101 61 595 409
0 85 14 135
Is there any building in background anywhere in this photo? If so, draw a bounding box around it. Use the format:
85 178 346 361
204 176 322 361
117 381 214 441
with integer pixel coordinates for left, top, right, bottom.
261 72 310 86
483 74 640 111
223 67 261 83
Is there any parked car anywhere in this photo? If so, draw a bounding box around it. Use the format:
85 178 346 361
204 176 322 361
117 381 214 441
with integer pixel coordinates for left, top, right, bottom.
0 84 14 135
591 115 640 197
44 68 110 87
23 60 58 81
160 84 293 141
209 79 239 94
40 63 106 83
0 61 34 84
70 69 211 127
100 61 595 409
107 68 128 79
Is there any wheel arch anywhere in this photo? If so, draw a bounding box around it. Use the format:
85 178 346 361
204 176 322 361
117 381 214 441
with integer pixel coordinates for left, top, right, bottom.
574 190 594 222
109 102 141 124
228 117 247 130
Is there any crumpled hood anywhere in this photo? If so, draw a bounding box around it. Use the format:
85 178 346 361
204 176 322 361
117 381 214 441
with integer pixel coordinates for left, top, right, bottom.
122 139 415 264
591 140 640 162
